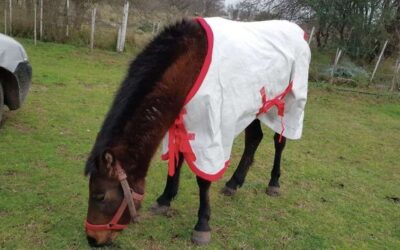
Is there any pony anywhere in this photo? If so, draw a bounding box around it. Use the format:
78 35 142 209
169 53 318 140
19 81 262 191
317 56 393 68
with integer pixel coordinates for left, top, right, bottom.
84 17 310 247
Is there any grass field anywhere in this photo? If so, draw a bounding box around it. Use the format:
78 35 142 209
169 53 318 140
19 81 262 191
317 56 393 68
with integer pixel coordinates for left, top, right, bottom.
0 39 399 249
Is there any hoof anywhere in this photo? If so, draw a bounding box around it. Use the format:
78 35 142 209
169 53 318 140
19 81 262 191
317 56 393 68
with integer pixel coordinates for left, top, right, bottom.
220 186 236 196
149 202 170 215
266 186 280 197
191 230 211 245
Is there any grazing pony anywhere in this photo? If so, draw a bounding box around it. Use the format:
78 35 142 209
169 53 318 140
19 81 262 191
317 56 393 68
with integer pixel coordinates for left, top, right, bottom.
84 17 310 246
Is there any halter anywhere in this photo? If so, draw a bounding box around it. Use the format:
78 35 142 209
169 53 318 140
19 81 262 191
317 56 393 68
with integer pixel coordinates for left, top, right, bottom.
85 163 144 231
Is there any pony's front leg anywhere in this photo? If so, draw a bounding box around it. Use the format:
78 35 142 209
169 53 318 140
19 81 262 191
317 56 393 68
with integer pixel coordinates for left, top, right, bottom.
191 176 212 245
150 153 184 215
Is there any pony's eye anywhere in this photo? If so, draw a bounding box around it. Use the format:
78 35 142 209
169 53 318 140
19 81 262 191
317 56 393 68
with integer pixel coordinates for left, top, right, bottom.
92 193 105 202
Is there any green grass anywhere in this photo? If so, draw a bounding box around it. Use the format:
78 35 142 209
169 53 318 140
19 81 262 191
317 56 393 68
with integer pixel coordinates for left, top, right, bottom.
1 39 399 249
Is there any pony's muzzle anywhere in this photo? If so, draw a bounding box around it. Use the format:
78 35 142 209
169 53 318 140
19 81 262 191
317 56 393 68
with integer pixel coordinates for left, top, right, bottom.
87 235 103 247
86 229 119 247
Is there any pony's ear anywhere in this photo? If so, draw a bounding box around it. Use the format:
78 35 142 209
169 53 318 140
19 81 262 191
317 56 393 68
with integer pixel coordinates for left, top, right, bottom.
102 150 116 176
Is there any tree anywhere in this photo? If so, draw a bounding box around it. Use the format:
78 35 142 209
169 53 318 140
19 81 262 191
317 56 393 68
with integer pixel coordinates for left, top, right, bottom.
202 0 224 16
268 0 399 60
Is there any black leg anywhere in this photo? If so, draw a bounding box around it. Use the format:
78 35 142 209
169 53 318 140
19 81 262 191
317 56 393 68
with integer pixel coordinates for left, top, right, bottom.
266 133 286 196
191 176 212 245
150 153 184 214
222 120 263 195
194 176 211 232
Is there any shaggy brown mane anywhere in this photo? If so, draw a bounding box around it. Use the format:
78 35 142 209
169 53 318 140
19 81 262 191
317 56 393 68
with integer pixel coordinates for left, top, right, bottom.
85 19 204 175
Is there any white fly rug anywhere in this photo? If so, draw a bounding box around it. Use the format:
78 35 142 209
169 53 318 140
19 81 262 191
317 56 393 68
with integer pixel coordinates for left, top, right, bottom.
161 17 311 181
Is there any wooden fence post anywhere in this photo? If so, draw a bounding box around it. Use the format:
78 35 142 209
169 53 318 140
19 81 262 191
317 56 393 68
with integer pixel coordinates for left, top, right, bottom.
369 40 388 84
9 0 12 35
66 0 69 37
34 0 37 45
156 22 160 33
116 25 121 52
4 7 7 35
390 59 400 91
39 0 43 40
308 26 315 45
330 49 342 83
117 0 129 52
90 5 97 51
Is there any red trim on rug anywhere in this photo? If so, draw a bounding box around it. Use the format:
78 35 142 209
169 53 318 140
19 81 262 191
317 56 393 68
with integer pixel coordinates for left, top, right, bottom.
162 153 230 181
183 17 214 105
186 160 231 182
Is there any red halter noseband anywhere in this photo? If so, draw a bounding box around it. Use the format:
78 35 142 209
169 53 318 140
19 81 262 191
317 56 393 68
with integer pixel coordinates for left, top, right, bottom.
85 163 144 231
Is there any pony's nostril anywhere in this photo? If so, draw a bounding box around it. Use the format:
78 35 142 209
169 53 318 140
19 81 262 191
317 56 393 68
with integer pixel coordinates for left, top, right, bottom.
87 236 113 248
86 236 99 247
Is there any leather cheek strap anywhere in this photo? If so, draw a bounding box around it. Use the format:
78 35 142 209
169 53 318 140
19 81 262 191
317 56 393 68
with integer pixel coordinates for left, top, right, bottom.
85 163 144 231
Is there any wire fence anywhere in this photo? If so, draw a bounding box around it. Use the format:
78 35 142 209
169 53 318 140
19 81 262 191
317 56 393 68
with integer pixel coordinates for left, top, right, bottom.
1 0 399 91
1 0 182 51
314 65 400 91
309 48 400 91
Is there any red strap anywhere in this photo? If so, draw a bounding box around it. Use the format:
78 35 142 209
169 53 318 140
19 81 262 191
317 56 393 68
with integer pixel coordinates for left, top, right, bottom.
167 108 196 176
131 191 144 201
85 199 128 231
110 199 129 225
304 31 309 41
85 220 128 231
257 82 293 142
85 190 144 232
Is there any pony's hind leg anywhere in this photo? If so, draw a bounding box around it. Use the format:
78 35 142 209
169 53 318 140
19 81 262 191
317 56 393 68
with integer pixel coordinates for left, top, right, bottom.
150 153 184 215
266 133 286 196
192 176 212 245
221 119 263 196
